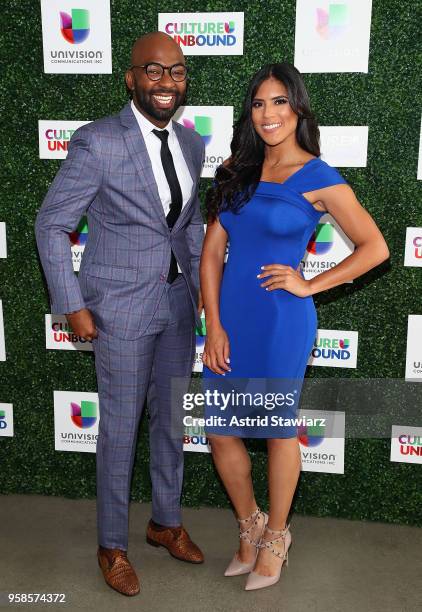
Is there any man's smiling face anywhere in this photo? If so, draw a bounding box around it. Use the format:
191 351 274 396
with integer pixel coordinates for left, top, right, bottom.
126 33 187 127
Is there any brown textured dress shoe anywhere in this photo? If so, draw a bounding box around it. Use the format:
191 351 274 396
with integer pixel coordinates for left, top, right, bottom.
97 546 140 596
146 519 204 564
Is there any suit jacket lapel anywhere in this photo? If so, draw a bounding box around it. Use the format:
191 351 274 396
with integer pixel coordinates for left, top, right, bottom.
119 102 200 233
172 120 200 230
120 103 169 232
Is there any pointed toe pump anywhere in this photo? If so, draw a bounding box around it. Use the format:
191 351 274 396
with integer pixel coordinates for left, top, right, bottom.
224 507 269 577
245 523 291 590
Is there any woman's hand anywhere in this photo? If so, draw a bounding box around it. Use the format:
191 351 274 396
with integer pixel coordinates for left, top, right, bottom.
202 324 231 375
257 264 312 297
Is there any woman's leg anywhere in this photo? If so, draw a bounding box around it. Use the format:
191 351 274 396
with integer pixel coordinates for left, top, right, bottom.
207 433 263 563
253 437 301 576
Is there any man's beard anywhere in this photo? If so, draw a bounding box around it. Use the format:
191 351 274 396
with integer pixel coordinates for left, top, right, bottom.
134 83 186 122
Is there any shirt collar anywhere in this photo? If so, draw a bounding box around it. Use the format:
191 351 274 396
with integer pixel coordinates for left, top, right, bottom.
130 100 173 139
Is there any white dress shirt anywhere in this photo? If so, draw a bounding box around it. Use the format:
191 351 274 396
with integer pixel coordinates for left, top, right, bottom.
130 100 193 217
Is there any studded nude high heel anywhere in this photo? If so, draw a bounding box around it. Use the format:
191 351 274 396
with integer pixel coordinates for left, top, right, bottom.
244 523 291 590
224 507 269 576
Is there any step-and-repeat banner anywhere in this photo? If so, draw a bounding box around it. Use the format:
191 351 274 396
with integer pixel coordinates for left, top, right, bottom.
1 2 421 487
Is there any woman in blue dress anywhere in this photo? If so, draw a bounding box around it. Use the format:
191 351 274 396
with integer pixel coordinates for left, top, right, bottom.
199 63 389 591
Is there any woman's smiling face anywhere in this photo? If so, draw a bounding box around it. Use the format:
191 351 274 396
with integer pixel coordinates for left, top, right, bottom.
251 77 299 147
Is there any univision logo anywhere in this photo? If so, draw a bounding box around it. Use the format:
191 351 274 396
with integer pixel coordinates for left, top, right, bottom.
0 410 7 430
196 315 206 337
60 9 90 44
307 223 334 255
195 315 206 369
316 3 348 39
69 217 88 246
298 422 325 447
71 400 97 428
182 116 212 145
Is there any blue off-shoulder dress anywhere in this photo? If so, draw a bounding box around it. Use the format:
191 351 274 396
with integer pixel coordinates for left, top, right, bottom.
202 157 347 439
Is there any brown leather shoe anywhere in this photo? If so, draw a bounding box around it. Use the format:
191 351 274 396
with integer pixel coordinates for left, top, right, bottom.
97 546 140 596
146 519 204 564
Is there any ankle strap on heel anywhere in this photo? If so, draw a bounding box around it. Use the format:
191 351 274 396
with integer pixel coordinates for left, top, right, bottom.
257 523 290 559
237 507 265 547
238 507 261 524
264 522 290 536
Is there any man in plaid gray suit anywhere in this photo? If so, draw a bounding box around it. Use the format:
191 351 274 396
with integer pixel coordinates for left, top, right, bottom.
35 32 205 596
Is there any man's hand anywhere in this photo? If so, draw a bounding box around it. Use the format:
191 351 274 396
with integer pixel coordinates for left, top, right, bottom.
65 308 98 341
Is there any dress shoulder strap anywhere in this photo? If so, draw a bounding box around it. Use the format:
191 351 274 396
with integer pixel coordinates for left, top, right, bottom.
292 158 348 192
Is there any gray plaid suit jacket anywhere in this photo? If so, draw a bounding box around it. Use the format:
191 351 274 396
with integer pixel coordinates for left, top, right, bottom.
35 102 205 339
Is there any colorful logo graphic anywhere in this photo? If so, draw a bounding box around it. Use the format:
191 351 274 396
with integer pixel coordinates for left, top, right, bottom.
307 223 334 255
69 217 88 246
70 400 97 428
163 17 240 50
196 315 206 347
44 127 77 153
0 410 6 429
196 316 205 337
315 337 350 350
196 315 206 336
183 116 213 145
60 9 90 44
413 236 422 259
311 336 352 363
316 4 348 39
195 315 206 368
398 434 422 457
298 422 325 447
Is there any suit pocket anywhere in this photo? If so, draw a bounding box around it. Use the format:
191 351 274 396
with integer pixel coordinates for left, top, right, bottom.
85 263 138 282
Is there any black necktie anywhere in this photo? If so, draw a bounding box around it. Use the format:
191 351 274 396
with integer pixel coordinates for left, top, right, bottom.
152 128 183 283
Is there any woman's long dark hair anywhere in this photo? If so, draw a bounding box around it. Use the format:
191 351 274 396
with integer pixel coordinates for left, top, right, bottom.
205 62 320 221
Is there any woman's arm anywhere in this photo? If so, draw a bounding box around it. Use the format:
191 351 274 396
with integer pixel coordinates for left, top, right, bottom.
259 184 390 296
199 217 231 374
307 183 390 295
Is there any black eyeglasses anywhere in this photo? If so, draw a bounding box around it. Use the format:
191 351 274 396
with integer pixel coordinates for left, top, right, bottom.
130 62 188 82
